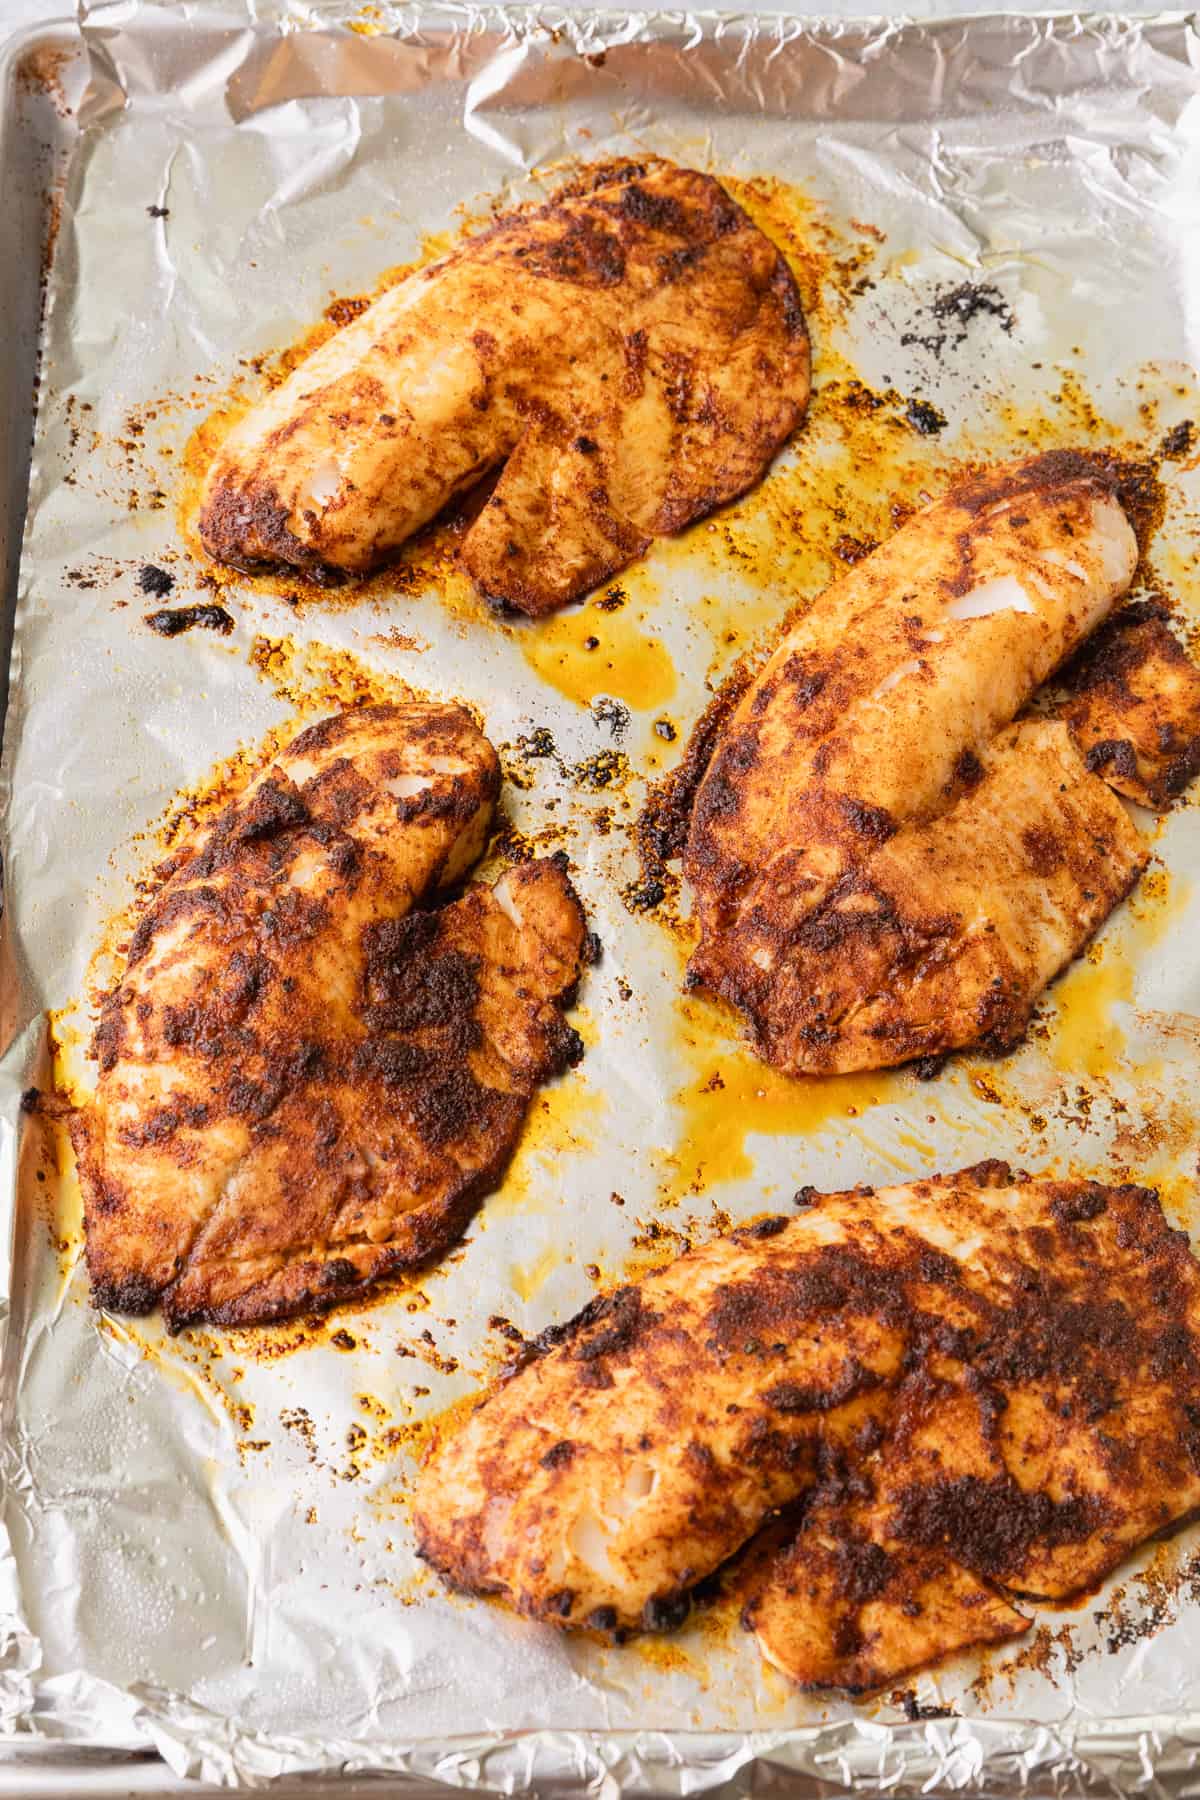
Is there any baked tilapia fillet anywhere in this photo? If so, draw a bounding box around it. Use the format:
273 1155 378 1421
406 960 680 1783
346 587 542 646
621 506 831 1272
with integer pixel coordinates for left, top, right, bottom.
414 1163 1200 1690
197 158 810 614
72 702 588 1330
682 449 1200 1074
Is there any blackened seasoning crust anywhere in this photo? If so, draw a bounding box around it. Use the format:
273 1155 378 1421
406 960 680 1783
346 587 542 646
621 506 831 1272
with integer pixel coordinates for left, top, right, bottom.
73 702 589 1331
680 451 1155 1076
414 1164 1200 1687
197 157 810 615
1058 603 1200 809
905 397 947 436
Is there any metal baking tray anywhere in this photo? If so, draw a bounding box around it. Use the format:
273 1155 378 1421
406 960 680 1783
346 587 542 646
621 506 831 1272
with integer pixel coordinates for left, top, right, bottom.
4 3 1200 1792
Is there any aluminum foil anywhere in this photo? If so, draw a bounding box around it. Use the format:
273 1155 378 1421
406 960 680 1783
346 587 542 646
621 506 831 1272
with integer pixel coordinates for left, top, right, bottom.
5 1 1200 1789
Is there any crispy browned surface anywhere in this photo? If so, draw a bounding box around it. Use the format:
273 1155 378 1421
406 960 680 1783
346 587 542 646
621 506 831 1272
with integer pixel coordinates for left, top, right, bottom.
73 703 587 1330
748 1497 1028 1692
683 452 1153 1074
1059 600 1200 807
414 1163 1200 1676
735 718 1146 1073
198 159 810 614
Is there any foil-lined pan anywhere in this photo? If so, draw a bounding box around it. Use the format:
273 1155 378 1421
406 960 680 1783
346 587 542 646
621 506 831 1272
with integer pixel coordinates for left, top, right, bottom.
4 1 1200 1789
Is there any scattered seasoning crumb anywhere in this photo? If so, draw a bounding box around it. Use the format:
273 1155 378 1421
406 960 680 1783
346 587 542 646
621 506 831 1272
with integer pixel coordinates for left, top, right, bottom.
147 204 169 219
653 718 677 742
517 727 557 758
571 748 628 790
905 396 948 436
900 282 1016 360
144 604 235 637
597 586 626 611
1160 419 1194 459
330 1329 357 1351
583 635 600 650
896 1690 955 1721
623 876 665 913
592 696 630 739
137 563 174 597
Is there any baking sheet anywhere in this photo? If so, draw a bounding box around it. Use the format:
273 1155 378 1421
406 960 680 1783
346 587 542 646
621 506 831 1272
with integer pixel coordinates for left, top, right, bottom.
5 1 1200 1789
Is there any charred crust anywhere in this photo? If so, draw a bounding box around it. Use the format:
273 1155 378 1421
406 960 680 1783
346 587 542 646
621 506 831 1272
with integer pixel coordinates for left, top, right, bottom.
236 778 310 842
199 476 321 572
740 1215 790 1240
90 1270 162 1314
838 796 897 843
616 181 690 235
891 1475 1107 1583
642 1591 691 1633
553 1024 587 1073
639 660 755 879
422 1169 1200 1650
958 1159 1021 1190
706 1245 908 1353
1060 607 1200 807
288 712 357 758
764 1359 877 1414
200 157 808 608
519 213 626 287
510 1283 656 1374
574 1287 657 1362
832 1538 893 1608
951 448 1161 558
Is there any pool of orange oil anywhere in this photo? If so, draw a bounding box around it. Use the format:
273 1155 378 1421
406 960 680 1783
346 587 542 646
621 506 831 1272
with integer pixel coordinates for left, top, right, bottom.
1046 944 1133 1083
484 1073 607 1223
1045 865 1192 1081
664 994 906 1197
517 573 677 712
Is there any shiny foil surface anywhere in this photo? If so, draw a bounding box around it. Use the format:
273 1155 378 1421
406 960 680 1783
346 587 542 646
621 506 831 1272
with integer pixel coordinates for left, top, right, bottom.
3 2 1200 1789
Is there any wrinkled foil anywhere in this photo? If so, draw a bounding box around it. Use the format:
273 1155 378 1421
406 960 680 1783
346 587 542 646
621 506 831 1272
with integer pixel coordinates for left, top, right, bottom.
4 1 1200 1790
